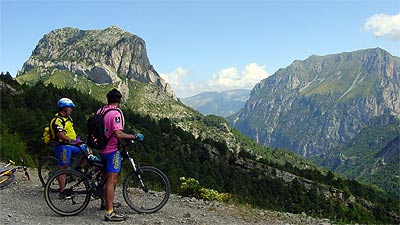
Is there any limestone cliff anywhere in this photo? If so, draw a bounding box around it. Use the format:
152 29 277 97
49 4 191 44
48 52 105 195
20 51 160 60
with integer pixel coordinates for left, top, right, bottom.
229 48 400 157
19 26 176 99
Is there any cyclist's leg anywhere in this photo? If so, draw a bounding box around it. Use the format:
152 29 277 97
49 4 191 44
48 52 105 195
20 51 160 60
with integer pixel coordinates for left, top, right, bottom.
100 151 123 213
54 145 72 192
69 145 85 170
54 145 74 167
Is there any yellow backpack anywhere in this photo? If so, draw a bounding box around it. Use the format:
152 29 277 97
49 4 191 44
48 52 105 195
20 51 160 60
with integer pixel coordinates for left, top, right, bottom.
42 116 64 146
42 127 52 144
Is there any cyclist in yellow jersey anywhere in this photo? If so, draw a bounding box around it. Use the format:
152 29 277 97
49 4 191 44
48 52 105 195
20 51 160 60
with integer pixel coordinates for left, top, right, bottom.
53 114 76 141
52 98 88 197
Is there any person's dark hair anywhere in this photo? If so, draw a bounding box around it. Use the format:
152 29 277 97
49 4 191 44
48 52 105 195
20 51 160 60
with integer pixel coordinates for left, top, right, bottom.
107 88 122 103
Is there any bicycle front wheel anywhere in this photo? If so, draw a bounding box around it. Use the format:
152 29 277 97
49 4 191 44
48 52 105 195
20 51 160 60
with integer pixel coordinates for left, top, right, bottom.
0 173 15 189
44 169 91 216
38 156 58 187
123 166 171 213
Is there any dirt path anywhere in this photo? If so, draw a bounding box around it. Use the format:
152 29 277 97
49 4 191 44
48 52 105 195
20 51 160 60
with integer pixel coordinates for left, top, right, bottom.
0 166 331 225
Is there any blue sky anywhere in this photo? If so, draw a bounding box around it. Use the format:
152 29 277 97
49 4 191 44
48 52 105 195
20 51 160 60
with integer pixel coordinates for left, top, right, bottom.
1 0 399 98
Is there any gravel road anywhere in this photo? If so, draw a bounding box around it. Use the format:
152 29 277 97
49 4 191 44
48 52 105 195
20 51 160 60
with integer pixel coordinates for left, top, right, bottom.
0 166 332 225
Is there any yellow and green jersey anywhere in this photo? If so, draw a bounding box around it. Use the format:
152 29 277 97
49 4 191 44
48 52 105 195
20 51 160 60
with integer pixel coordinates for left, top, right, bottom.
50 113 77 143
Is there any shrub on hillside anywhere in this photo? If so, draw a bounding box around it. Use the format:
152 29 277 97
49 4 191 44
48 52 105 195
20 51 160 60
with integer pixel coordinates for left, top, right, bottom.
179 177 230 202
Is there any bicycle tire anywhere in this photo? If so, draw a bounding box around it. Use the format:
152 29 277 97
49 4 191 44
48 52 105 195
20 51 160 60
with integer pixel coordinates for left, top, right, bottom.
44 169 91 216
0 173 15 189
38 156 58 187
123 166 171 213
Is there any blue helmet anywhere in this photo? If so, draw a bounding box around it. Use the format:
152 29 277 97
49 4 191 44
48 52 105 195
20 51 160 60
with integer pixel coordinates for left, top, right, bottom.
57 98 76 109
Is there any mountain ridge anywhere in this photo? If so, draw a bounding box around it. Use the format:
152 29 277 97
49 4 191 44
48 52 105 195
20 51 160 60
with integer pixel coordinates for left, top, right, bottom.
181 89 250 117
229 47 399 156
228 47 400 195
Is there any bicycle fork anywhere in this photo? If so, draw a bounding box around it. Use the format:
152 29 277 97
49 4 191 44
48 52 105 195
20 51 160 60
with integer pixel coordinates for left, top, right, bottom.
125 154 147 192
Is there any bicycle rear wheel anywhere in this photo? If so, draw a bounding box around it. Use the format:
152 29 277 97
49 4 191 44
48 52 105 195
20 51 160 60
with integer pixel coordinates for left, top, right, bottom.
123 166 171 213
38 156 58 187
0 173 15 189
44 169 91 216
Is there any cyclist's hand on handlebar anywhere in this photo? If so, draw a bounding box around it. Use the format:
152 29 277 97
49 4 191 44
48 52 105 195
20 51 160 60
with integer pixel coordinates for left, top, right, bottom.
88 154 100 161
135 133 144 141
71 137 82 145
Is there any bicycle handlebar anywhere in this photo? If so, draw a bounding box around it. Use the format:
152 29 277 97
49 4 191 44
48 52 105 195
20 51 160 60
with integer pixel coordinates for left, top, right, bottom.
62 138 142 158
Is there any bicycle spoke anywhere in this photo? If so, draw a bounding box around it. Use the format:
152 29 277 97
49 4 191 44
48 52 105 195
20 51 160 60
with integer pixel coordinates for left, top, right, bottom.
123 166 170 213
44 169 91 216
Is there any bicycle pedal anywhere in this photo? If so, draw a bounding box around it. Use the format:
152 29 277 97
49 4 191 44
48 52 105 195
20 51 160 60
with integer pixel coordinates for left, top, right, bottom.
91 193 100 199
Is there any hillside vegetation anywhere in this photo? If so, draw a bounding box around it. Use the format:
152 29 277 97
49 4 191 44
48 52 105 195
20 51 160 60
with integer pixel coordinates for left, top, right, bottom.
313 115 400 196
1 72 399 224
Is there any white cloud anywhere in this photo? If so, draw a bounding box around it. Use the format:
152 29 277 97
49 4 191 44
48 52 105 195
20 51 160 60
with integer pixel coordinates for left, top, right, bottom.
363 13 400 40
208 63 269 90
160 67 204 98
160 67 189 86
161 63 270 98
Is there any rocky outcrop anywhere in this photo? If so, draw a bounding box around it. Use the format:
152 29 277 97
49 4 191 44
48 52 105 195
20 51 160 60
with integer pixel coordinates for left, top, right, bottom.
19 26 176 99
229 48 400 157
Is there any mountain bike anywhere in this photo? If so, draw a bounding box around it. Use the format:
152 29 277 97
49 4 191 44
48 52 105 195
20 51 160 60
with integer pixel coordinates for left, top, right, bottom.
0 156 30 189
44 140 171 216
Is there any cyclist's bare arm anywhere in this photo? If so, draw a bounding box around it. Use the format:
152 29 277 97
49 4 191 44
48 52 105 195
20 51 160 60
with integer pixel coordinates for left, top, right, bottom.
113 130 136 140
56 131 74 143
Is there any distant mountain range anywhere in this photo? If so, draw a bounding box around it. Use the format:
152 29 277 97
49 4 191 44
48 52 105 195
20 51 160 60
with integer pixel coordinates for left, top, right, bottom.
181 89 250 117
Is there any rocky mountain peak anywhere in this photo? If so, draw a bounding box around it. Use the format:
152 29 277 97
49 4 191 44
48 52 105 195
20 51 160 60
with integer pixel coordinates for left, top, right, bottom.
19 26 176 99
230 48 400 157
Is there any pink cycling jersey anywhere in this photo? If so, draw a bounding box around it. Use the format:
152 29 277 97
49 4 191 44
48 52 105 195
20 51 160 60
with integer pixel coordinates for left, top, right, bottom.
97 105 124 154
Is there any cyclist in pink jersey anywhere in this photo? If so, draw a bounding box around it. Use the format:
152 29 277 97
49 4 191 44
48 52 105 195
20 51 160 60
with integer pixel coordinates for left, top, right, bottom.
97 104 122 155
98 88 141 222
